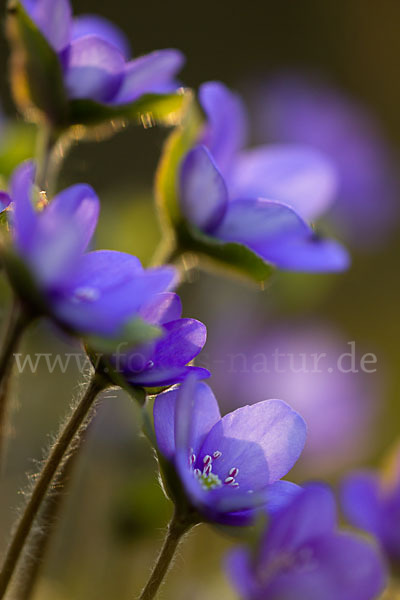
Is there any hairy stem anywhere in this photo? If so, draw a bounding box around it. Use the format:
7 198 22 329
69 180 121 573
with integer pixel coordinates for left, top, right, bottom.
0 301 30 467
0 373 107 598
138 510 193 600
14 412 94 600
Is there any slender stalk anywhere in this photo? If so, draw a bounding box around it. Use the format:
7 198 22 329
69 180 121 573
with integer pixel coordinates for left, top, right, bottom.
138 510 193 600
34 123 57 192
150 237 181 267
0 302 30 466
0 373 107 599
14 414 93 600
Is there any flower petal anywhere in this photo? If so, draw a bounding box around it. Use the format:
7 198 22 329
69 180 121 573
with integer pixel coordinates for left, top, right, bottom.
230 145 338 221
214 197 309 248
262 484 337 558
27 184 99 288
153 388 179 460
214 198 349 272
53 265 177 336
23 0 72 52
10 160 37 254
65 35 125 102
180 145 228 231
72 14 131 59
154 379 220 462
259 233 350 272
199 81 247 176
0 192 12 213
199 399 306 491
112 49 184 104
127 365 210 388
139 292 182 325
264 533 386 600
341 472 382 538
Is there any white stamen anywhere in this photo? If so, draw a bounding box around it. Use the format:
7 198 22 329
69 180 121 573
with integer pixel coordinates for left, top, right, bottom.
189 453 196 465
229 467 239 478
224 476 235 485
203 455 212 465
194 469 201 478
213 451 222 459
203 464 212 476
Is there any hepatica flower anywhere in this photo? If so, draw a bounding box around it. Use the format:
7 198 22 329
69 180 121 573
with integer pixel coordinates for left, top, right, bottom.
227 484 386 600
113 292 209 389
256 73 398 245
178 82 349 273
154 377 306 525
341 443 400 562
3 161 177 340
21 0 184 106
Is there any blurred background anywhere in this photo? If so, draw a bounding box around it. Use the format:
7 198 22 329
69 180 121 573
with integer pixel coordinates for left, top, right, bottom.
1 0 400 598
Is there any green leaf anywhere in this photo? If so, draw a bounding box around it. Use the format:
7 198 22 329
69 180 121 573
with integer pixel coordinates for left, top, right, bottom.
67 92 186 129
6 0 68 125
177 222 274 284
84 317 162 353
155 90 205 228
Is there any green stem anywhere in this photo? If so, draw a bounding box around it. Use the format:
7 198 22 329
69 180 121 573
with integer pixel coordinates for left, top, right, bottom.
0 372 107 599
0 302 30 467
150 237 181 267
14 411 94 600
34 123 57 193
138 510 193 600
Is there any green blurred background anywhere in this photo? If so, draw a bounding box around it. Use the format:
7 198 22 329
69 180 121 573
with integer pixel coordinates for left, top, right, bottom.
1 0 400 598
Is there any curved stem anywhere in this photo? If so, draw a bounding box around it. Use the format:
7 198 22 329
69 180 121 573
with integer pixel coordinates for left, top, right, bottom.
0 302 30 466
14 411 95 600
0 372 107 599
138 510 192 600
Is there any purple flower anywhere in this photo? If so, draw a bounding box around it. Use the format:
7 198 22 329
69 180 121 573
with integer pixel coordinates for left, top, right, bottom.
4 161 177 339
22 0 184 105
254 73 399 246
179 82 349 272
227 484 386 600
113 292 209 388
153 376 306 525
341 443 400 563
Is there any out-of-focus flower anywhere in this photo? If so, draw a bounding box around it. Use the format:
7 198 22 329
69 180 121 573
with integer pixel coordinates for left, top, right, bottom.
178 82 349 273
227 484 387 600
114 292 209 388
21 0 184 106
205 322 381 477
153 376 306 525
341 442 400 563
254 73 399 245
2 161 177 340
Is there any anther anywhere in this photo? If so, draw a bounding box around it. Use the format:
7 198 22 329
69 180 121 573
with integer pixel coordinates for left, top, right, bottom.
229 467 239 478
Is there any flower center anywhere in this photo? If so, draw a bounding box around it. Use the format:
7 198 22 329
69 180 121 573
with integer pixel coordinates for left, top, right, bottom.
189 450 240 491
